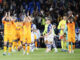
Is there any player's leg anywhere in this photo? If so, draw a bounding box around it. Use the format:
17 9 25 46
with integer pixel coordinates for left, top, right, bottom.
62 36 67 52
27 37 31 55
22 40 26 55
18 40 22 51
72 42 75 53
8 37 13 55
63 41 67 51
68 42 71 53
12 40 18 52
8 42 12 55
35 39 38 50
72 37 75 53
66 35 69 49
30 43 35 52
18 31 24 51
27 34 31 55
60 35 65 51
27 43 30 55
30 33 35 52
12 40 16 52
50 36 57 52
22 33 27 55
17 32 22 51
61 40 64 51
46 36 53 52
15 40 18 51
26 31 31 55
3 42 7 55
15 32 19 51
68 34 72 53
46 41 52 52
3 35 7 55
12 35 18 52
44 37 48 52
34 34 38 50
12 29 17 52
52 39 58 53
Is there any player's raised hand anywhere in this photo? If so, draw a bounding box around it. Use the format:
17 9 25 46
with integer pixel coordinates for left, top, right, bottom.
5 12 7 17
8 11 13 21
28 16 32 22
2 12 7 21
23 15 27 22
8 11 10 17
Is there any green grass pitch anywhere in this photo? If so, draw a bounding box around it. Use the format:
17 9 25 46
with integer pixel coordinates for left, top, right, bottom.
0 48 80 60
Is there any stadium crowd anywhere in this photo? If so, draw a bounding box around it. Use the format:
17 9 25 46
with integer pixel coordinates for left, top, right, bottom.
0 0 80 27
0 0 80 55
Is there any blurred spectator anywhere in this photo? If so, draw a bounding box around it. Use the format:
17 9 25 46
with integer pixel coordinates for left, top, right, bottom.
0 0 80 31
